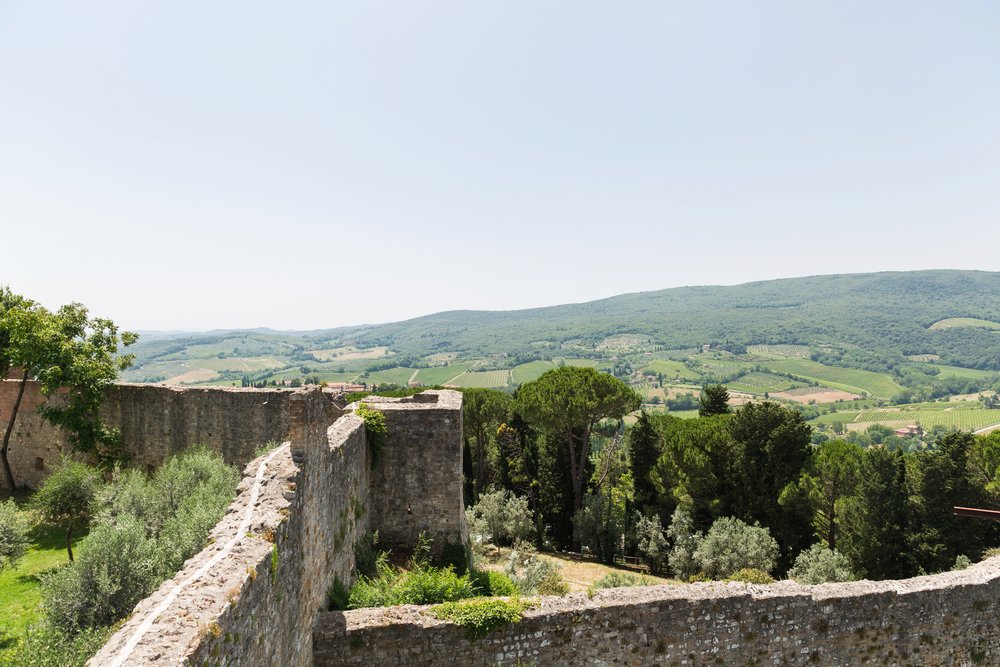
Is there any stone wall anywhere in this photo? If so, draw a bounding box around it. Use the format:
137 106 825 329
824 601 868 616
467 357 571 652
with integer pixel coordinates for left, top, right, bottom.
0 380 336 490
89 387 370 667
351 390 467 557
313 557 1000 666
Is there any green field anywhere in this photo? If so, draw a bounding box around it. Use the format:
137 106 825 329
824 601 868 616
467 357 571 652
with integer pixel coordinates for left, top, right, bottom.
643 359 700 381
726 372 804 394
927 364 999 380
365 367 418 387
414 363 473 386
755 359 903 398
447 370 511 388
929 317 1000 331
854 408 1000 431
512 360 556 384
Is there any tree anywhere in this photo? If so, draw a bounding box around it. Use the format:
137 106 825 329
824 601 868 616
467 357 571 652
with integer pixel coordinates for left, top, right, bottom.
698 384 730 417
0 498 29 571
840 447 911 579
0 289 60 490
31 460 103 562
787 439 862 551
0 290 137 486
906 432 985 573
728 401 813 566
462 389 512 498
515 367 640 522
36 303 138 468
628 411 660 515
692 516 779 579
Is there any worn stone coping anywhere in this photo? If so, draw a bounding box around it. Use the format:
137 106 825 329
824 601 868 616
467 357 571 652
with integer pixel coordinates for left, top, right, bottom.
348 389 462 411
89 442 298 667
110 382 299 394
319 555 1000 635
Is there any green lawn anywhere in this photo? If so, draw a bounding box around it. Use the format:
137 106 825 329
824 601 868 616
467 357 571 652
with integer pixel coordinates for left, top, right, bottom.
0 494 82 649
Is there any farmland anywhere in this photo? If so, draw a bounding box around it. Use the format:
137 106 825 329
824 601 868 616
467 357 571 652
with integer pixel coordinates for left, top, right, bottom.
928 317 1000 331
753 359 904 398
853 408 1000 432
512 360 557 384
413 363 473 385
446 370 511 388
725 372 806 395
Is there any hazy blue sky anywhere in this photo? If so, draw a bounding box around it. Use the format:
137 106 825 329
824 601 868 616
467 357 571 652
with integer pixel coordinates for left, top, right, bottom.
2 2 999 330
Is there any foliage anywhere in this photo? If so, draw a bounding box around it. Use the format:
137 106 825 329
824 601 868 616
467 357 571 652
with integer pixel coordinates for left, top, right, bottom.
952 554 972 571
631 512 668 575
840 447 911 579
0 499 28 571
503 545 569 596
787 544 858 584
666 507 700 581
33 302 137 468
782 439 861 551
725 568 774 584
628 411 660 514
692 517 779 580
590 571 651 589
699 384 731 417
354 403 387 468
34 447 237 639
429 597 531 639
328 576 350 611
466 489 535 548
572 492 624 565
0 622 114 667
470 569 518 597
515 367 640 522
40 514 161 635
728 401 813 568
463 389 513 496
30 460 103 562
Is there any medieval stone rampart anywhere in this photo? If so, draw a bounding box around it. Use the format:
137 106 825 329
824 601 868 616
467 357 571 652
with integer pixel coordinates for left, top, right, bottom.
86 387 467 666
0 381 336 490
313 557 1000 666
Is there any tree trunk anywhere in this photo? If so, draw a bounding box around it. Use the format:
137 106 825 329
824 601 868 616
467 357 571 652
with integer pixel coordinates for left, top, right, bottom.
66 522 74 562
0 369 29 491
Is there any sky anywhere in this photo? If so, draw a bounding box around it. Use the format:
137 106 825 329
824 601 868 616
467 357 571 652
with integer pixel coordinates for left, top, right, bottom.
2 1 999 331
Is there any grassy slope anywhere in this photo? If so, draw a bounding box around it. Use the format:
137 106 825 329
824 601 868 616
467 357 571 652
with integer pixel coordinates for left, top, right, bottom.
755 359 904 398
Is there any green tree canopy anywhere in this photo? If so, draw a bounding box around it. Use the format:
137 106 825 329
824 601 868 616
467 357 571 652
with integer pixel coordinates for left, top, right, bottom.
699 384 731 417
515 367 640 520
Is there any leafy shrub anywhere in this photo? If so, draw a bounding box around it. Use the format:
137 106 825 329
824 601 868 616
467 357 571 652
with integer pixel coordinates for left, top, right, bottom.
503 545 568 596
952 554 972 571
788 544 859 584
591 571 651 589
471 569 518 597
430 597 531 639
466 489 535 548
42 515 162 635
726 568 774 584
0 498 28 571
353 530 381 578
439 541 470 575
30 459 103 561
631 512 668 575
2 622 114 667
354 404 387 467
666 507 700 581
328 577 350 611
692 517 778 580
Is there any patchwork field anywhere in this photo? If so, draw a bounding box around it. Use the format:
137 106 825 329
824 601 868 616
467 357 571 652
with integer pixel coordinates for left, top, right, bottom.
725 372 805 394
853 408 1000 432
745 344 811 358
310 346 391 362
643 359 700 381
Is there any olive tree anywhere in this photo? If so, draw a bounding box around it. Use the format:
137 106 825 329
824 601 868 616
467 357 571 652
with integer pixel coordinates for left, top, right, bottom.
31 460 103 561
